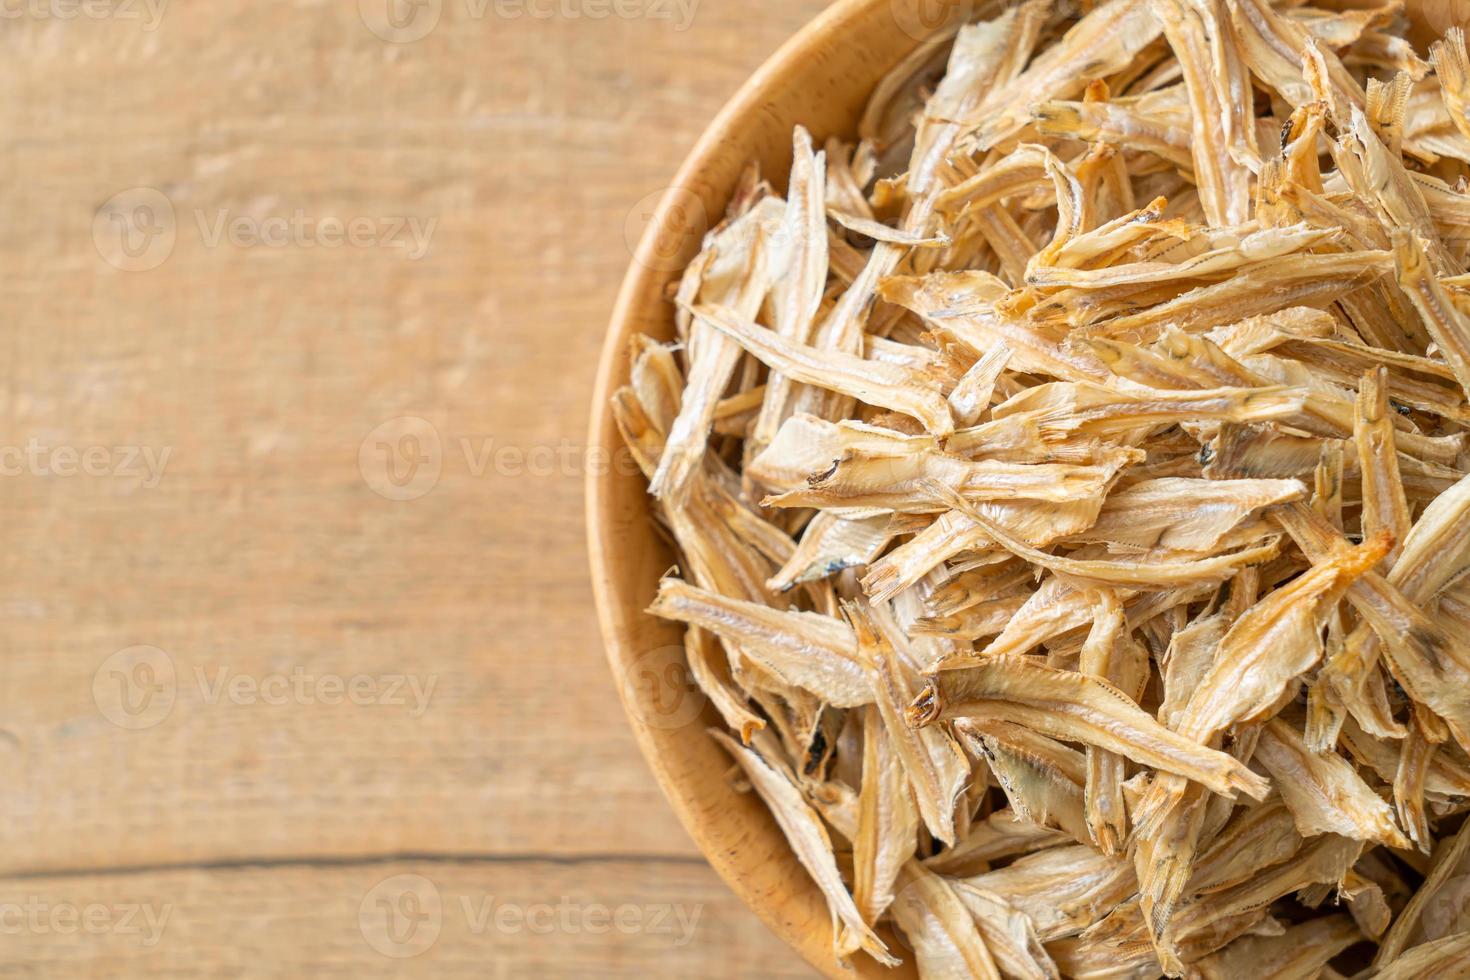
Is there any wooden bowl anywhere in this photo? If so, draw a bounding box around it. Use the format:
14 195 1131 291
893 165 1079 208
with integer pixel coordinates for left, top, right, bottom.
586 0 1441 975
585 1 933 974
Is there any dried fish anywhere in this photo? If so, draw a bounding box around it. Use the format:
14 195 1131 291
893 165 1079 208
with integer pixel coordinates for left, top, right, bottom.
690 303 955 436
948 341 1010 426
923 808 1071 876
953 885 1061 980
1080 250 1393 343
1192 914 1361 980
1153 0 1258 227
1133 531 1388 836
768 512 894 592
1027 224 1336 289
957 845 1138 941
1375 932 1470 979
620 3 1470 972
749 127 828 463
914 656 1269 800
1254 716 1410 847
830 209 951 248
1393 229 1470 400
651 196 784 499
749 413 936 492
941 483 1283 591
855 601 971 845
1066 477 1305 553
712 730 896 965
765 450 1138 512
1078 591 1138 854
960 0 1163 152
962 718 1091 845
913 593 1030 641
1375 817 1470 965
993 380 1310 437
891 862 1002 979
1166 833 1363 952
1340 714 1470 800
1186 797 1304 895
1034 99 1193 170
649 578 870 707
851 704 919 937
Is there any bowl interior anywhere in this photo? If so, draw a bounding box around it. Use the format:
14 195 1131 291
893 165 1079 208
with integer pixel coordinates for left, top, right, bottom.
586 0 1442 975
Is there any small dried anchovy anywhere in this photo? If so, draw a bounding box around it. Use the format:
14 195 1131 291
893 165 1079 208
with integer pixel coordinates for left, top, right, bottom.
615 2 1470 975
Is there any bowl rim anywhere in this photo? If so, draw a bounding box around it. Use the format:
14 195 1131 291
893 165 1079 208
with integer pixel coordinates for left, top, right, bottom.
584 0 919 975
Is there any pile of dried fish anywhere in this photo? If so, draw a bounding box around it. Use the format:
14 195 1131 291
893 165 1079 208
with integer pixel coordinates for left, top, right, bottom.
613 0 1470 974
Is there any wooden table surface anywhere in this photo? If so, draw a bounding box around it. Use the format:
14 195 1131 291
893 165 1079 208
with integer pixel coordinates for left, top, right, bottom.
0 1 832 974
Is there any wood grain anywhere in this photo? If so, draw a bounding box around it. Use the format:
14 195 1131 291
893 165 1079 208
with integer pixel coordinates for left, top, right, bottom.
0 0 829 974
0 859 815 978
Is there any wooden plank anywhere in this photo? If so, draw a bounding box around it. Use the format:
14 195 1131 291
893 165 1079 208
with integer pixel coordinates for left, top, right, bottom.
0 0 836 966
0 0 829 878
0 858 815 977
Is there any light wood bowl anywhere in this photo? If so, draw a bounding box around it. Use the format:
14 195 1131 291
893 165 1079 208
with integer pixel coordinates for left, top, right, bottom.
585 0 1440 976
586 2 931 973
